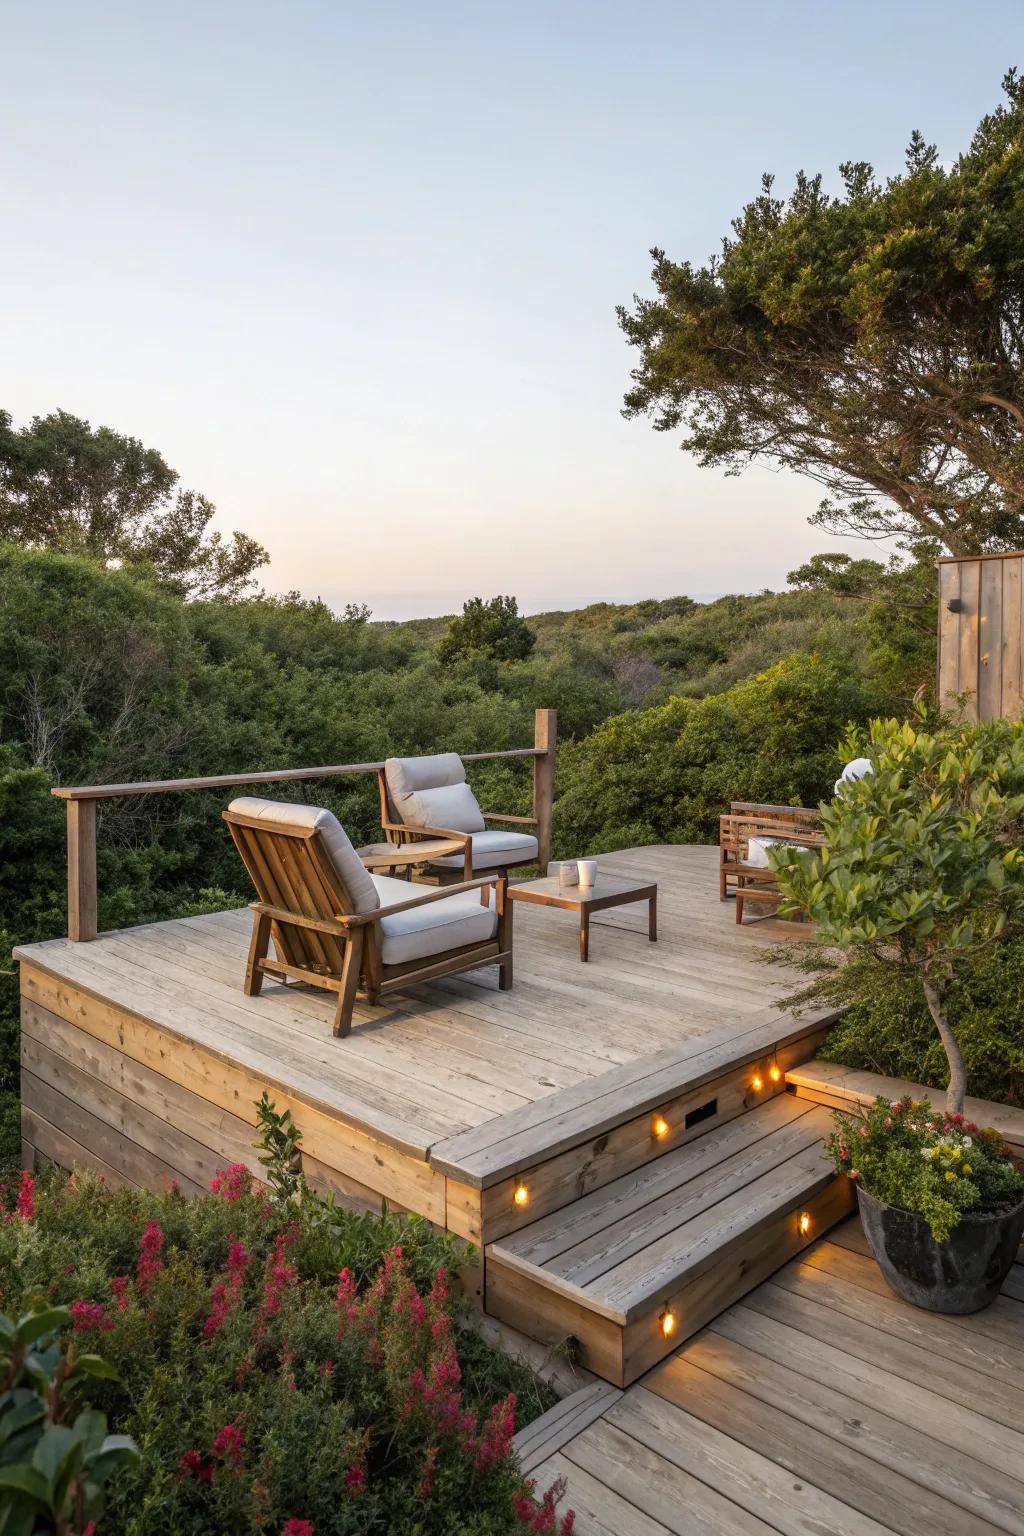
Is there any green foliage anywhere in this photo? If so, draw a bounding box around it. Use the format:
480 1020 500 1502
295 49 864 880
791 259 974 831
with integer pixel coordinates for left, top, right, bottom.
619 71 1024 555
0 1166 563 1535
782 938 1024 1107
552 655 887 854
438 596 536 665
0 1303 139 1536
773 708 1024 1110
0 410 267 599
826 1095 1024 1242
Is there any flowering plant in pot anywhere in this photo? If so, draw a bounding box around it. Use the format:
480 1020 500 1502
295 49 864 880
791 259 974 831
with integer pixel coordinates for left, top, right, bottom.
827 1095 1024 1310
773 708 1024 1312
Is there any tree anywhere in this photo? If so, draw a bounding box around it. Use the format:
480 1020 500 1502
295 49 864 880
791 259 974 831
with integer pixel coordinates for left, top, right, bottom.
0 409 267 597
437 595 536 664
773 710 1024 1112
619 71 1024 556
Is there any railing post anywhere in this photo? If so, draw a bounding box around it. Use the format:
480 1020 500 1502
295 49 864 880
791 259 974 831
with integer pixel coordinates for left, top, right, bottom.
532 708 557 871
67 799 98 941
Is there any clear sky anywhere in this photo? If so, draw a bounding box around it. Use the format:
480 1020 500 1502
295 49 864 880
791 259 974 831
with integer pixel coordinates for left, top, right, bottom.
3 2 1020 617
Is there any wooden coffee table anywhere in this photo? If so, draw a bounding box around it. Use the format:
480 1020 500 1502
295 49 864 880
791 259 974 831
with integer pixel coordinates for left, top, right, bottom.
508 871 657 962
356 839 466 877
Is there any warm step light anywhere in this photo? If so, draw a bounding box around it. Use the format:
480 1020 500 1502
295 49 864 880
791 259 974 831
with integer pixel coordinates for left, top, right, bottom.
751 1073 764 1093
652 1115 670 1140
660 1309 677 1338
513 1183 529 1208
799 1211 812 1236
769 1063 782 1083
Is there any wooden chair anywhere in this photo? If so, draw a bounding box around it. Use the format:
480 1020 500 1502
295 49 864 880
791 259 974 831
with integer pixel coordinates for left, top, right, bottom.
224 797 513 1037
719 802 824 924
378 753 540 882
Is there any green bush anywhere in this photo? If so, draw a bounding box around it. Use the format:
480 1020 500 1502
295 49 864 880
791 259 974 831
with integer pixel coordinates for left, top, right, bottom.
810 940 1024 1108
0 1165 568 1536
552 654 887 854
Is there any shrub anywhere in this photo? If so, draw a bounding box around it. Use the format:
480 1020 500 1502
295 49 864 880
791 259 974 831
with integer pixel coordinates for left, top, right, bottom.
774 708 1024 1113
0 1166 570 1535
796 939 1024 1108
826 1095 1024 1242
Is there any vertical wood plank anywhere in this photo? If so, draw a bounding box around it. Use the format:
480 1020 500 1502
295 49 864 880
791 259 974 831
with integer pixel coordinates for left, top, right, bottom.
67 799 98 942
1001 557 1023 720
956 560 981 721
936 561 961 707
978 556 1003 721
533 708 557 871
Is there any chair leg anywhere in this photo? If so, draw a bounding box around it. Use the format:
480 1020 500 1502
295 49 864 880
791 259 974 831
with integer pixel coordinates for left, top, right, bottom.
333 929 364 1039
497 880 513 990
244 910 272 996
735 887 745 925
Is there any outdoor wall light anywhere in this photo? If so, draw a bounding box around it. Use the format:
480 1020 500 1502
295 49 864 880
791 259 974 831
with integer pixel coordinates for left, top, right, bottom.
751 1073 764 1093
946 597 964 613
799 1211 812 1235
660 1309 677 1338
769 1063 782 1083
652 1115 670 1140
513 1183 529 1208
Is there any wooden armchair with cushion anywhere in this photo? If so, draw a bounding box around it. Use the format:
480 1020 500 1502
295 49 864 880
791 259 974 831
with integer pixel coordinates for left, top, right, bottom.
378 753 540 882
224 796 513 1037
719 801 824 924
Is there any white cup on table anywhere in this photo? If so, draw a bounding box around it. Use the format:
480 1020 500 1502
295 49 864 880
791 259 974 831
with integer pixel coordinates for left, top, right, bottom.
577 859 598 888
556 860 579 886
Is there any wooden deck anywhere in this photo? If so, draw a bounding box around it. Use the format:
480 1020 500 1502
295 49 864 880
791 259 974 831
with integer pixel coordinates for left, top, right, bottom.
17 845 821 1224
519 1218 1024 1536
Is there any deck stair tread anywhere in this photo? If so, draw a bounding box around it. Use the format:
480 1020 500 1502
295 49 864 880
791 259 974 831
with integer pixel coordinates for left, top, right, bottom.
488 1097 836 1326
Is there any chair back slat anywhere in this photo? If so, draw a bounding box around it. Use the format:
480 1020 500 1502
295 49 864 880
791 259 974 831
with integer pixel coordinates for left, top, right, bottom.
225 815 349 974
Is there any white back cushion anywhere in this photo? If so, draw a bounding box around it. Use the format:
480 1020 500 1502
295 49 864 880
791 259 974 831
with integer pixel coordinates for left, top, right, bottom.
228 797 379 915
385 754 485 833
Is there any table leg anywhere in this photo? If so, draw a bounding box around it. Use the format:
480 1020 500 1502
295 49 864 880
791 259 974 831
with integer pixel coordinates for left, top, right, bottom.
649 892 658 943
579 909 590 962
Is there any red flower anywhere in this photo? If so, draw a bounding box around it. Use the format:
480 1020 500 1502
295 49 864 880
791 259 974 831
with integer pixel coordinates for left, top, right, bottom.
212 1423 244 1468
345 1462 365 1495
70 1300 113 1335
210 1163 252 1201
111 1275 131 1310
135 1221 164 1293
282 1523 314 1536
204 1241 252 1338
261 1232 297 1320
14 1170 35 1221
177 1449 212 1483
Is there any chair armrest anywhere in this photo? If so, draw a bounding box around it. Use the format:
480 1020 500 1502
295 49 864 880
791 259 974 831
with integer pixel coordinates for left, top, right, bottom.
342 874 501 927
382 820 472 844
251 901 350 936
481 812 539 826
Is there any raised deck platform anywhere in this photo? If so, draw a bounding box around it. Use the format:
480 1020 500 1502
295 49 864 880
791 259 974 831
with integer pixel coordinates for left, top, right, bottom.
17 846 827 1213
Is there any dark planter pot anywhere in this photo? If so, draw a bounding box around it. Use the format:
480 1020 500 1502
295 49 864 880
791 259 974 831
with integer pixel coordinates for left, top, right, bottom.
857 1185 1024 1313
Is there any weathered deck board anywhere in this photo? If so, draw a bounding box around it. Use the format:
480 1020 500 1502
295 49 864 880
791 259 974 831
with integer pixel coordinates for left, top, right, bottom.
530 1222 1024 1536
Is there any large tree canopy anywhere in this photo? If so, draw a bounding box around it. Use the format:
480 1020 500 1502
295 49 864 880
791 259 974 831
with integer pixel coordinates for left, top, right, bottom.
619 70 1024 556
0 409 268 598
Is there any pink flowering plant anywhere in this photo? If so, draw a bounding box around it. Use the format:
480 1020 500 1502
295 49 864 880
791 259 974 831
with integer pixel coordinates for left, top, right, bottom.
827 1095 1024 1241
0 1156 570 1536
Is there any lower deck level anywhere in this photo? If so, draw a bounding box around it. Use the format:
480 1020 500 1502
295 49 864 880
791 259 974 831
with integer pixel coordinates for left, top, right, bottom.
519 1218 1024 1536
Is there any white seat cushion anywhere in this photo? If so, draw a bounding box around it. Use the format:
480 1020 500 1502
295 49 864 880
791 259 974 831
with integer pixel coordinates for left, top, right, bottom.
228 797 379 915
370 875 498 965
385 754 485 834
430 829 538 871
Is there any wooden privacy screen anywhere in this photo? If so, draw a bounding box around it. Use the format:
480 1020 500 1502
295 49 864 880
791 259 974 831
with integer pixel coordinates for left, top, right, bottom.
937 552 1024 722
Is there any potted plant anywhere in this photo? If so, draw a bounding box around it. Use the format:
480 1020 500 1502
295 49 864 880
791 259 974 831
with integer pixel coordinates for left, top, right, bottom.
827 1094 1024 1310
773 708 1024 1312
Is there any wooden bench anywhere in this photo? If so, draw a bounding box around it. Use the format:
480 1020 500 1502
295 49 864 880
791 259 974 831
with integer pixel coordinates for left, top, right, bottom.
719 802 823 923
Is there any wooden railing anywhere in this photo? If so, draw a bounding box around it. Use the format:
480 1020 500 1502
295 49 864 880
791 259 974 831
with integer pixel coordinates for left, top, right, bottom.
52 707 557 942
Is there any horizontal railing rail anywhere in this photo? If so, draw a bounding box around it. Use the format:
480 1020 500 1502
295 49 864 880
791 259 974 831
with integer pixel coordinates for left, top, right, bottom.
52 708 557 942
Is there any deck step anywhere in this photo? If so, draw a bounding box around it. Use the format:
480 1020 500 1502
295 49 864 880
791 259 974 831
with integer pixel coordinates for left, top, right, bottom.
485 1095 853 1386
